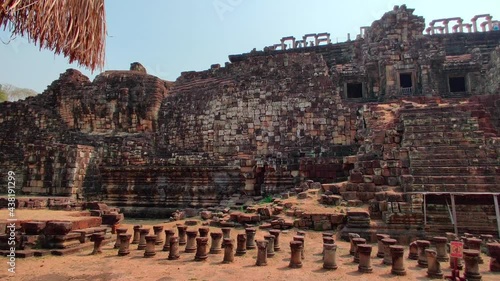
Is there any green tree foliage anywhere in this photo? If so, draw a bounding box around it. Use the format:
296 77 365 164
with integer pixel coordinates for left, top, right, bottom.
0 84 38 102
0 89 7 102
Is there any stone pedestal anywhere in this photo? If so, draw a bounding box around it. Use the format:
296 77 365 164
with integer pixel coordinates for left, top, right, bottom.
144 235 157 257
432 236 449 262
289 241 303 268
480 235 494 255
322 232 334 239
210 232 223 254
255 240 268 266
264 235 275 257
293 235 305 260
463 249 482 280
195 237 209 261
487 243 500 272
376 234 390 258
118 233 132 256
358 244 373 273
323 237 335 258
390 245 406 276
114 227 128 249
222 238 235 263
297 230 306 237
137 228 150 250
323 243 338 270
349 233 361 256
466 238 484 264
382 238 397 265
222 228 231 239
245 228 256 249
426 249 443 279
91 233 104 255
153 225 164 245
177 225 188 245
236 233 247 256
163 229 175 251
168 236 180 260
269 229 281 251
198 226 210 238
352 237 366 263
131 225 142 244
185 230 198 253
408 241 418 260
417 240 431 268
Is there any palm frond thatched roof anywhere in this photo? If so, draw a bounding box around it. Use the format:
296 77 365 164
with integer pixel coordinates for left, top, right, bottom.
0 0 106 71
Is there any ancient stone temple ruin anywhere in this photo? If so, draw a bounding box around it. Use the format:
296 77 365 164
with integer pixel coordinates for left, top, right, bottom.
0 5 499 238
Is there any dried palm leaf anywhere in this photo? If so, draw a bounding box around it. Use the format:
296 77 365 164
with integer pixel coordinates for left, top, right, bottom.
0 0 106 71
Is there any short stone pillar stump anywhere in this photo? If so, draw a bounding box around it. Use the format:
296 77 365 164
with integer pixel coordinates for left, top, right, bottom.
163 229 175 251
264 235 275 258
168 236 180 260
177 225 188 245
463 249 482 281
195 237 209 261
269 229 281 251
382 238 397 265
466 238 484 264
376 234 390 258
296 230 306 237
221 227 231 239
198 226 210 238
144 235 157 257
289 241 303 268
390 245 406 276
487 243 500 272
358 244 373 273
131 225 142 244
153 225 164 245
349 233 361 256
91 233 105 255
185 229 198 253
426 249 443 279
352 237 366 263
293 235 305 260
255 240 268 266
222 238 235 263
432 236 449 262
417 240 431 268
118 233 132 256
210 232 223 254
137 228 150 250
245 228 257 249
236 233 247 256
323 243 338 270
114 227 128 249
408 241 418 260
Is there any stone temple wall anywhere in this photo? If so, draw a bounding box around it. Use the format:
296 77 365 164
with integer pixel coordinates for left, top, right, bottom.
0 5 498 219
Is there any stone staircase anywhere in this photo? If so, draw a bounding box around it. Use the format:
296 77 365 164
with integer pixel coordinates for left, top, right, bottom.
399 103 500 236
401 105 499 193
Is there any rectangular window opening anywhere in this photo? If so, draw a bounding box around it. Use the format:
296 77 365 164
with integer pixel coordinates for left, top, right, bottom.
347 83 363 99
449 76 466 93
399 73 412 88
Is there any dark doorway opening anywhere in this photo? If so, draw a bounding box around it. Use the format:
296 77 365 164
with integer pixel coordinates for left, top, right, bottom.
254 165 266 196
346 83 363 99
449 76 466 93
400 73 413 88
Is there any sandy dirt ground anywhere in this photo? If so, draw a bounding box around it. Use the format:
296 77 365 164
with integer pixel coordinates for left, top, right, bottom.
1 219 499 281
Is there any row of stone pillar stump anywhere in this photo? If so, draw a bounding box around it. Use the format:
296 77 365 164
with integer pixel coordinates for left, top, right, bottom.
90 224 500 279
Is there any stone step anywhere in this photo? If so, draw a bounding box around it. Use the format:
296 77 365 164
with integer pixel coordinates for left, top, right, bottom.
413 175 499 185
403 118 479 128
404 123 481 133
403 138 484 146
410 166 499 176
411 158 499 167
408 184 500 193
403 131 486 140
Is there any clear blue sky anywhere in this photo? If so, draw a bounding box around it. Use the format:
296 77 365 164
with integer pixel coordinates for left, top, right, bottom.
0 0 498 93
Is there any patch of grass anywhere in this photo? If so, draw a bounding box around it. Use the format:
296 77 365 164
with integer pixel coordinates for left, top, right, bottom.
259 195 274 204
